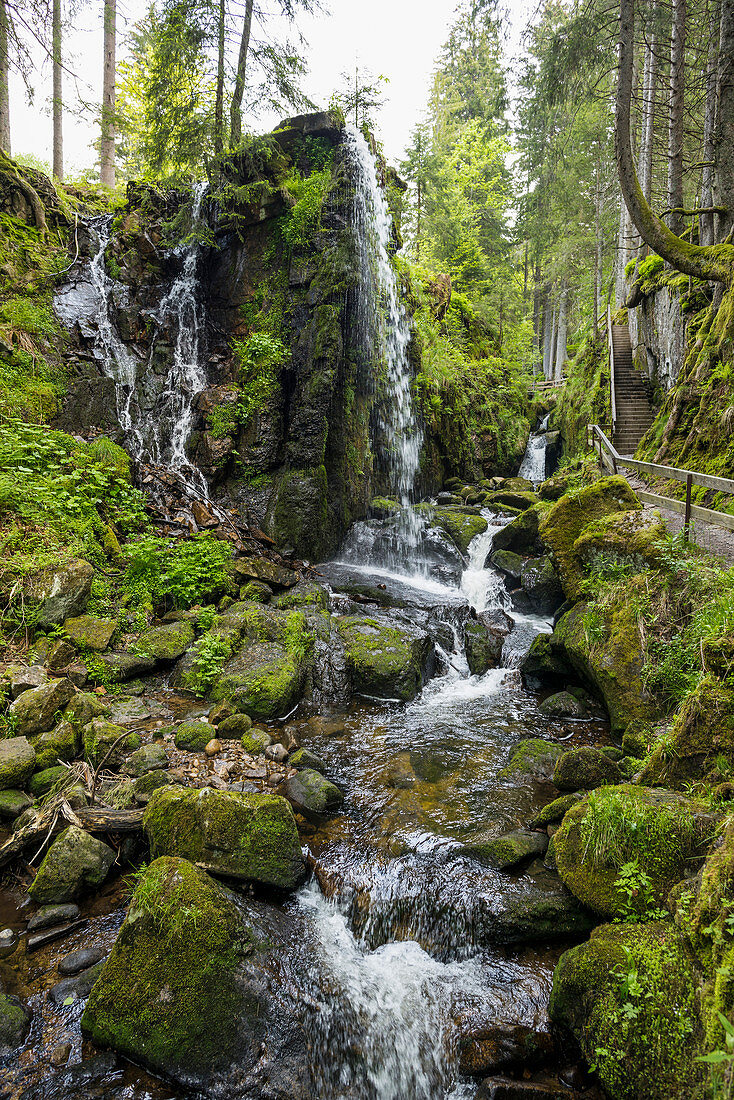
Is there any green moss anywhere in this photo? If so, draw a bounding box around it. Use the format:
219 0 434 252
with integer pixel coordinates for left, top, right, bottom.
337 615 430 702
640 676 734 788
428 509 488 553
81 857 265 1083
174 721 213 751
498 737 565 780
143 787 304 889
211 640 305 720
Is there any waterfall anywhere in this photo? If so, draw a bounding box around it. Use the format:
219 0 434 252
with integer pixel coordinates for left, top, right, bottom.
518 413 549 485
345 126 423 565
89 181 210 500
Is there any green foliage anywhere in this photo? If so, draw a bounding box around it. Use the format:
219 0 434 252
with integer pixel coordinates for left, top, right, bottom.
281 168 331 250
187 631 233 694
579 786 696 875
123 533 232 609
126 862 202 939
231 332 287 427
615 859 669 924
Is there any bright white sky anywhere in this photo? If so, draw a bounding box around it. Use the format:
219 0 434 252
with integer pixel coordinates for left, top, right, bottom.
9 0 531 177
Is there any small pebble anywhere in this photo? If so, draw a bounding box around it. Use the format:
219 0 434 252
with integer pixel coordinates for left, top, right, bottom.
204 739 222 757
50 1043 72 1067
0 928 14 945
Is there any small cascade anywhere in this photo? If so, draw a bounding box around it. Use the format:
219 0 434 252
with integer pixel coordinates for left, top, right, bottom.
517 413 550 485
89 182 210 502
345 126 424 569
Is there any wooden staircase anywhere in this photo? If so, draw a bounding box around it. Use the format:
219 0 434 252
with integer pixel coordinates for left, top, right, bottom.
611 321 657 456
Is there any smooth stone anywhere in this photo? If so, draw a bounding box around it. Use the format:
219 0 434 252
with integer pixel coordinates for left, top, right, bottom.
282 769 344 819
465 829 549 870
58 946 105 976
217 713 253 737
50 1042 73 1066
49 960 105 1006
538 691 587 718
27 903 80 932
204 739 223 756
288 747 326 772
265 743 288 763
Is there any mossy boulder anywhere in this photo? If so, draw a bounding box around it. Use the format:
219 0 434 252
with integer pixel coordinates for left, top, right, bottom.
490 505 545 556
464 620 502 675
143 787 305 889
464 829 548 869
538 691 586 718
239 581 272 603
281 769 344 819
273 581 329 611
553 784 719 918
231 556 299 590
28 825 116 904
553 598 655 734
640 675 734 787
136 620 195 661
484 490 539 511
0 789 32 820
288 747 326 772
241 728 272 754
210 641 305 720
520 632 573 684
0 736 36 790
573 508 666 577
519 556 564 614
33 558 94 629
30 718 79 769
538 475 641 599
28 765 68 798
63 614 117 651
337 615 432 702
132 770 174 805
81 858 277 1092
83 718 140 767
9 678 75 736
490 549 524 581
0 993 31 1055
430 508 488 553
529 792 581 829
174 721 213 751
216 712 253 737
549 921 705 1100
553 746 623 791
498 738 565 781
124 742 168 777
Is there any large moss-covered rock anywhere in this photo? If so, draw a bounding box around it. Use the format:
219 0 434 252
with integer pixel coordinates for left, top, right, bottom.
136 620 195 661
573 508 666 576
553 597 655 734
519 556 563 614
553 785 718 918
430 509 488 553
143 787 305 889
549 921 704 1100
211 641 306 719
0 789 32 819
464 620 502 675
498 738 565 781
640 675 734 787
9 678 75 735
0 736 36 790
90 650 157 683
464 829 548 869
81 858 286 1093
0 993 31 1055
33 559 94 628
63 614 117 651
490 505 544 556
83 718 140 767
28 825 115 904
337 615 432 702
28 765 68 798
281 769 344 819
538 476 641 599
125 742 168 777
520 632 573 684
174 721 213 751
30 718 79 769
231 557 299 590
553 746 623 791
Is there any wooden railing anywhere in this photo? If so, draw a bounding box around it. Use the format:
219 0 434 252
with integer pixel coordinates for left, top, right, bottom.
588 423 734 537
607 305 617 441
530 377 564 392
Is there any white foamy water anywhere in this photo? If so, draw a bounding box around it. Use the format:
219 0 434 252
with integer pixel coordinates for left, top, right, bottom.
518 413 550 485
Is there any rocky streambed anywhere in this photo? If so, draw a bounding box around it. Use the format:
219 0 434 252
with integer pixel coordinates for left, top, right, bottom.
1 475 684 1100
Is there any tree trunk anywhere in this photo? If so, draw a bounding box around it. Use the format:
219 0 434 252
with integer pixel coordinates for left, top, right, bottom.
214 0 225 157
0 152 47 235
667 0 686 236
416 178 421 261
714 0 734 241
616 196 631 304
638 14 657 204
52 0 63 180
100 0 116 188
594 162 601 338
229 0 254 149
532 263 542 376
615 0 732 283
554 284 567 382
0 0 10 155
700 0 720 245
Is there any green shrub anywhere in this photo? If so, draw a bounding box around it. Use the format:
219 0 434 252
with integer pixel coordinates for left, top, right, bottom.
123 532 232 608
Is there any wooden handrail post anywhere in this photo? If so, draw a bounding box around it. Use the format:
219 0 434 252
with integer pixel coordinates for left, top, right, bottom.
684 473 693 541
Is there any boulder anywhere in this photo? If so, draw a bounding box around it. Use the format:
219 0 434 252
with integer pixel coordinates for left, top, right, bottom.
83 718 140 767
124 742 168 777
34 559 94 628
490 549 524 582
136 620 195 661
0 993 31 1055
528 793 581 829
538 690 586 718
231 557 299 589
59 946 105 976
132 770 176 805
282 769 344 819
63 615 117 651
90 650 157 683
210 641 305 720
30 718 79 769
241 728 273 754
0 789 32 819
174 721 213 751
489 506 544 556
573 508 666 576
28 826 116 904
143 787 305 889
553 784 718 918
520 633 573 685
9 678 75 735
538 475 641 599
273 581 330 611
549 921 704 1100
552 599 655 734
9 665 46 698
519 557 564 614
458 1019 555 1077
49 960 105 1007
639 675 734 787
464 829 548 870
0 737 36 790
288 747 326 772
81 857 309 1096
498 738 565 781
28 765 68 798
552 747 623 790
430 509 488 553
216 712 253 737
465 620 503 675
337 615 432 702
27 903 80 930
484 490 539 512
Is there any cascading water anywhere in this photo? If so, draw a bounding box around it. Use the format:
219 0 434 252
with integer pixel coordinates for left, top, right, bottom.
345 126 424 569
517 413 550 485
89 181 210 500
